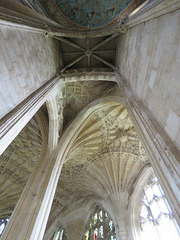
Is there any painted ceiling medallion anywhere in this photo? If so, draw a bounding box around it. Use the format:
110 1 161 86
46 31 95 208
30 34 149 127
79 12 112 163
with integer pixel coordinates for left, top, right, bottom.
46 0 139 29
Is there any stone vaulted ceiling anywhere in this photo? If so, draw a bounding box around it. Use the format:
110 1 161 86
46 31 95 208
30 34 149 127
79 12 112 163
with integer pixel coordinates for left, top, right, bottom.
0 0 150 236
52 100 148 214
0 80 115 218
57 35 118 71
0 80 149 224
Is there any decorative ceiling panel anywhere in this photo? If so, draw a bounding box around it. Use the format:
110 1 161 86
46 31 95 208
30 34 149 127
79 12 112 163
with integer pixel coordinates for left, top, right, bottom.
44 0 145 30
51 0 135 28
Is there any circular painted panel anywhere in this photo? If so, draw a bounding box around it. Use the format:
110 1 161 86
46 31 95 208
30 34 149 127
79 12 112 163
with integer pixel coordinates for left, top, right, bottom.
48 0 137 28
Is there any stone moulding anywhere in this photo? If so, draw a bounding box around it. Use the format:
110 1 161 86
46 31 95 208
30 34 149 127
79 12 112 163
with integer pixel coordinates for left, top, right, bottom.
60 69 117 83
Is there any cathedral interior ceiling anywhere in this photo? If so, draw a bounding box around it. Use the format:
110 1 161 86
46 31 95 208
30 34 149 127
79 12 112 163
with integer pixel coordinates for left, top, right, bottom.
56 34 118 72
0 79 149 222
45 0 140 29
0 1 179 239
0 0 151 229
18 0 145 34
52 100 148 216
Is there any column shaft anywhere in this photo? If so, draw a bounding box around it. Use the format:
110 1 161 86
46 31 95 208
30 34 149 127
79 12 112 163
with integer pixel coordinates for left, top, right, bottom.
1 147 63 240
117 75 180 226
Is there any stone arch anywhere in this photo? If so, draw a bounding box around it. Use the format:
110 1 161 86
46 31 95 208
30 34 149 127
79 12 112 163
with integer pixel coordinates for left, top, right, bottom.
49 95 148 240
51 91 180 238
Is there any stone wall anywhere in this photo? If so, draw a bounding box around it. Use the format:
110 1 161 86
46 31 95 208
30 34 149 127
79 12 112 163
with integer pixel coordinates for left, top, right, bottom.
0 26 60 119
117 9 180 150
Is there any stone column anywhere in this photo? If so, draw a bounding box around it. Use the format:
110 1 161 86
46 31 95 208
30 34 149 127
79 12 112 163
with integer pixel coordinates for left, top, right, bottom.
116 219 127 240
102 191 128 240
0 75 61 155
1 95 63 240
117 74 180 227
113 192 128 240
1 146 64 240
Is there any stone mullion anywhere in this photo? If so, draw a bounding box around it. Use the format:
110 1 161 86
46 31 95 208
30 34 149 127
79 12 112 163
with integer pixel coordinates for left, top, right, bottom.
90 225 93 240
103 215 108 240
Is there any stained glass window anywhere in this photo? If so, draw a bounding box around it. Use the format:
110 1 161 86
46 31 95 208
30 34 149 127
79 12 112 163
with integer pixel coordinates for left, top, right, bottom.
0 218 9 237
85 230 89 240
52 226 67 240
99 210 103 222
139 176 180 240
109 220 113 231
94 213 98 225
99 225 103 238
82 206 117 240
94 228 98 239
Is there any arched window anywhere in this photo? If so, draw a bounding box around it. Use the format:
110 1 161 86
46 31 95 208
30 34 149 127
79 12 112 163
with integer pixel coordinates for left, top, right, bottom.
139 176 180 240
82 205 116 240
52 226 67 240
0 218 9 237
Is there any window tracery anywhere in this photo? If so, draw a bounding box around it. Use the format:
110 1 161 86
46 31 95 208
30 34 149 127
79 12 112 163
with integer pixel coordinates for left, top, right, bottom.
0 218 9 237
52 226 67 240
139 176 180 240
82 206 117 240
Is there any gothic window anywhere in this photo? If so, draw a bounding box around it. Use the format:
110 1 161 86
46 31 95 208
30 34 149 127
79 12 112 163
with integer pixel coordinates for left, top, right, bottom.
99 211 103 222
139 176 180 240
82 206 117 240
52 226 67 240
94 213 98 225
0 218 9 237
